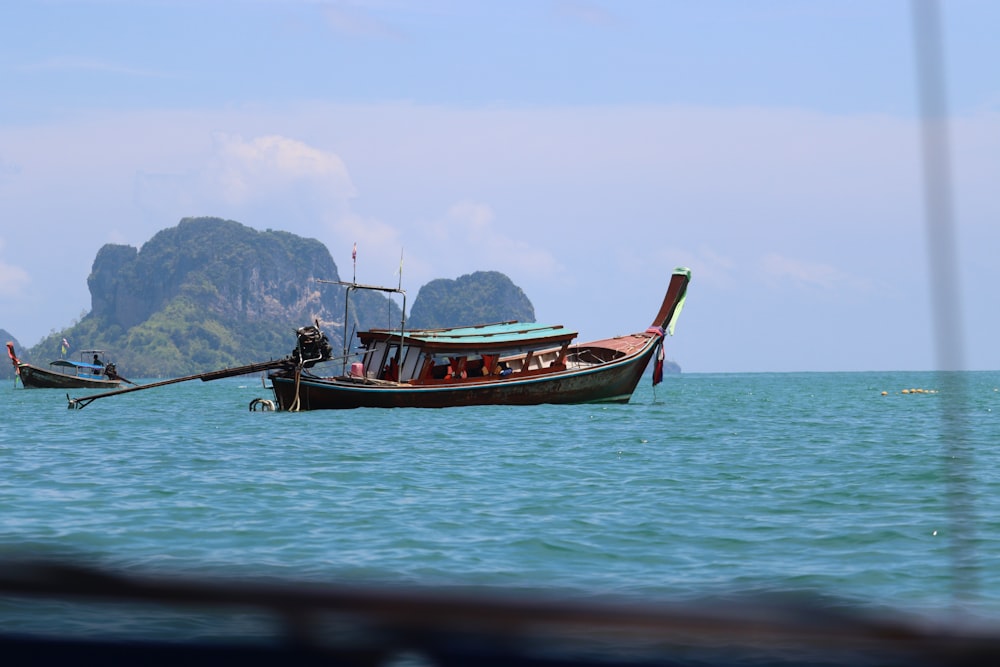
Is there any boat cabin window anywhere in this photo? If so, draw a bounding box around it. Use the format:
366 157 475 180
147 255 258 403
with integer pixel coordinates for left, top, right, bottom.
379 344 401 381
361 342 388 378
362 341 418 381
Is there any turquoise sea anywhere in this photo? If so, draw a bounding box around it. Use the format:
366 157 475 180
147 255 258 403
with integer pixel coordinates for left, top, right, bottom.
2 370 1000 658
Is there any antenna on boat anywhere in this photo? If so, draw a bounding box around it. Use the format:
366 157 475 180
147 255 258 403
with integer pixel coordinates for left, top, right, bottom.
398 249 406 330
395 249 406 371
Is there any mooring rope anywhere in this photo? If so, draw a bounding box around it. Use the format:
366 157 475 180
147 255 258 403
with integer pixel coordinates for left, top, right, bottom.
288 365 303 412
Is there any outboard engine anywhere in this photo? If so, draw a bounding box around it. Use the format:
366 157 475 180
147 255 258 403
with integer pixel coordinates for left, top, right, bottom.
293 323 332 367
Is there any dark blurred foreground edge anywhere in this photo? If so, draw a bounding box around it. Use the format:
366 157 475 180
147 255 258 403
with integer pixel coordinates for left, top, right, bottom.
2 560 1000 666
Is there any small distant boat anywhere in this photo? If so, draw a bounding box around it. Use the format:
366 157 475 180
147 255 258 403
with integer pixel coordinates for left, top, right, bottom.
6 343 130 390
266 267 691 411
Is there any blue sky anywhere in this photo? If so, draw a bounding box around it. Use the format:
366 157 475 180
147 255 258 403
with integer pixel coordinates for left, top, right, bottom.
1 0 997 372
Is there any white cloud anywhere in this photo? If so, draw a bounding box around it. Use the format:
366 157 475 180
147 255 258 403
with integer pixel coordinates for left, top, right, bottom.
208 133 357 206
435 201 563 277
19 56 173 78
328 211 405 284
446 201 493 233
554 0 620 28
321 4 402 39
133 132 360 241
326 200 565 294
758 253 869 292
675 246 737 290
0 236 30 297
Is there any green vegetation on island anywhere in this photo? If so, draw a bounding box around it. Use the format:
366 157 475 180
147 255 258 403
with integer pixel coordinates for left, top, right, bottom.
406 271 535 329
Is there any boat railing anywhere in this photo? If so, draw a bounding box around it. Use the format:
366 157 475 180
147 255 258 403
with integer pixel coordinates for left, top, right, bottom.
564 347 624 369
317 279 407 377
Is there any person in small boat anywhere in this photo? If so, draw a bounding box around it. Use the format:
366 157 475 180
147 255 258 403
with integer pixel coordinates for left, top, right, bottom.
92 353 103 367
498 361 512 377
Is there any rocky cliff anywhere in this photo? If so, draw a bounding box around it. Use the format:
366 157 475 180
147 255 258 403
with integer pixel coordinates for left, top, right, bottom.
88 219 353 331
40 217 402 377
407 271 535 329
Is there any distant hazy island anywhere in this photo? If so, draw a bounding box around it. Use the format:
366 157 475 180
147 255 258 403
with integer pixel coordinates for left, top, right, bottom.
3 217 679 379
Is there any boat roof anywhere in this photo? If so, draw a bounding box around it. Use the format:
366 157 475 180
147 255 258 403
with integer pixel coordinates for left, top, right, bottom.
50 360 104 370
358 321 577 353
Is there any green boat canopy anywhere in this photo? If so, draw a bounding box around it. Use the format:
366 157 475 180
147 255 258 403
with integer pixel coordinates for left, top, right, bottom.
358 322 578 354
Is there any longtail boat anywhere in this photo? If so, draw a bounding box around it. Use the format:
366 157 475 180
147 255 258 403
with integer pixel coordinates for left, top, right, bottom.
266 267 690 411
7 343 131 390
66 268 689 411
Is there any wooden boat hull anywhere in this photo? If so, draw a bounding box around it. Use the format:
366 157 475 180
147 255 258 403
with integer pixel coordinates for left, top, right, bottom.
16 363 122 390
268 335 660 410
